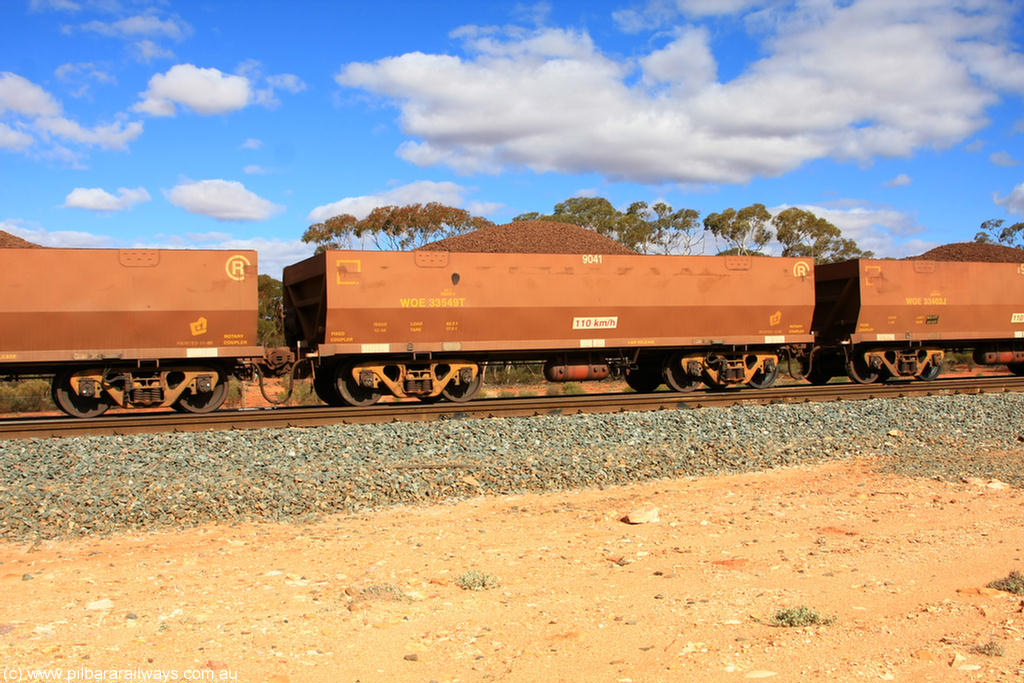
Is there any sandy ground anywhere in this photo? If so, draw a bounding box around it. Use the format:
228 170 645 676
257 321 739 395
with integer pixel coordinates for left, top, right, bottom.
1 456 1023 683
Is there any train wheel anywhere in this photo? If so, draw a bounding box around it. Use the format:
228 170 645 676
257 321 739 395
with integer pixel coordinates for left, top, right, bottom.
846 357 880 384
625 366 661 393
917 362 942 381
52 370 109 418
805 365 832 385
441 371 483 402
174 376 228 413
662 354 698 392
335 363 382 407
312 364 344 405
748 363 780 389
1008 363 1024 377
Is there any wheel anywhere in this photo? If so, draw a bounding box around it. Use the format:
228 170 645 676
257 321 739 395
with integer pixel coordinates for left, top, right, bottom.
1009 362 1024 377
335 363 382 407
174 376 228 413
312 364 344 405
441 369 483 402
624 366 661 393
662 354 698 392
747 361 780 389
52 370 109 418
846 356 881 384
917 363 942 381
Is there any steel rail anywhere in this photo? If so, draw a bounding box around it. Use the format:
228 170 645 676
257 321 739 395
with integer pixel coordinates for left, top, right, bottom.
2 375 1024 441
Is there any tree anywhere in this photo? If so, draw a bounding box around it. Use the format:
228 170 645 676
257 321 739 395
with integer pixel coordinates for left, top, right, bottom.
514 196 704 254
302 202 495 253
975 219 1024 248
257 274 285 347
772 207 873 263
703 204 773 255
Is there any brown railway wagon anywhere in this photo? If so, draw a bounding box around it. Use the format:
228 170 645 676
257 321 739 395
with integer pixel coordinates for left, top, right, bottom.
0 248 263 417
284 250 816 405
812 258 1024 383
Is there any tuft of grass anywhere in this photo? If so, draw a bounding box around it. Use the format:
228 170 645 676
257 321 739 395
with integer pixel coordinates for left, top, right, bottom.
456 570 499 591
987 570 1024 594
357 583 408 602
561 382 585 395
768 606 834 627
973 640 1005 657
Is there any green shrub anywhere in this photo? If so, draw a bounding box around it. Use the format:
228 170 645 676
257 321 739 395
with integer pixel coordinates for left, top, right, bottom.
0 379 55 413
987 570 1024 594
769 606 834 627
561 382 585 395
456 570 499 591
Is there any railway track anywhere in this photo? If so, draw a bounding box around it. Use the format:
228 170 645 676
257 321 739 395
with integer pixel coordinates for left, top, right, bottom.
2 375 1023 441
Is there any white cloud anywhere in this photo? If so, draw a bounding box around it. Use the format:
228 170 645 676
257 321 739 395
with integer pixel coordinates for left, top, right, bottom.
134 64 251 116
243 164 271 174
266 73 307 94
134 39 174 63
0 123 33 150
884 173 912 187
63 186 151 211
773 200 926 258
995 183 1024 215
1 220 115 248
54 62 116 98
990 151 1020 167
29 0 81 11
165 179 284 221
241 138 263 150
35 116 143 150
336 2 1020 185
0 72 61 117
306 180 472 223
79 14 192 41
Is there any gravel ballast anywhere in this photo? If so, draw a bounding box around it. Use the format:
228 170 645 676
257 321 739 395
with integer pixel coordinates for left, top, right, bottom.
2 393 1023 541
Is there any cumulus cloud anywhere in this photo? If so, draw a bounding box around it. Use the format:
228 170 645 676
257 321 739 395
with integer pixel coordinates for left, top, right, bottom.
0 71 143 155
243 164 271 175
336 1 1022 185
0 123 33 151
240 138 263 150
885 173 912 187
306 180 473 223
165 179 284 221
995 183 1024 215
990 151 1020 167
134 64 250 116
1 219 115 248
134 39 174 63
78 14 192 41
774 200 927 258
63 186 151 211
0 72 61 117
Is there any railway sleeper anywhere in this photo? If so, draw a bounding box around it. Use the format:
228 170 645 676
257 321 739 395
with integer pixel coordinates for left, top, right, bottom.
342 360 481 403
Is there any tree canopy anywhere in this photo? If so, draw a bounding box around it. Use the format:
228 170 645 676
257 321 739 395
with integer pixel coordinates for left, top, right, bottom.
514 197 703 254
703 204 773 255
772 207 873 263
302 202 494 253
257 274 285 347
975 218 1024 249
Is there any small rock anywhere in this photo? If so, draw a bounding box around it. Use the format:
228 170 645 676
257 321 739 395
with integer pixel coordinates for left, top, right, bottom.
744 671 778 679
85 598 114 611
403 653 419 662
623 503 659 524
21 574 33 581
205 661 227 671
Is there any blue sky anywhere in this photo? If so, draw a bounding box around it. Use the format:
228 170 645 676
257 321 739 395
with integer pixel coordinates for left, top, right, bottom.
3 0 1024 277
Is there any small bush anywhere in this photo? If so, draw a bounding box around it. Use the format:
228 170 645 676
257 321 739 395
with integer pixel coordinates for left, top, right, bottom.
561 382 585 395
0 379 55 413
987 570 1024 594
456 570 498 591
973 640 1005 657
545 384 562 396
769 606 834 627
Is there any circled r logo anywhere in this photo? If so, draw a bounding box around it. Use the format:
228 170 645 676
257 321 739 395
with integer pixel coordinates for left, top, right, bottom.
226 254 251 281
793 261 810 277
